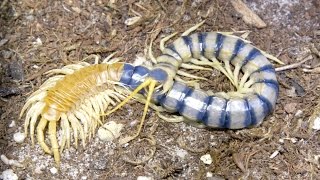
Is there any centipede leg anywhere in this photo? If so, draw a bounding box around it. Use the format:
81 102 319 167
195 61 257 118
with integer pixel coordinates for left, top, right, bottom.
177 70 208 81
156 111 184 123
37 117 52 154
160 32 178 52
181 20 205 36
48 121 60 165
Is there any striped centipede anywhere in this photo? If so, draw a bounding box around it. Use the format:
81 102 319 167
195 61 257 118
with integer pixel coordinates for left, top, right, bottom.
20 25 279 165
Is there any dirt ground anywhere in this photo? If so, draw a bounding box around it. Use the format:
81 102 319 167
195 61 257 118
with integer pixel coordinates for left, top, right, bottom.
0 0 320 179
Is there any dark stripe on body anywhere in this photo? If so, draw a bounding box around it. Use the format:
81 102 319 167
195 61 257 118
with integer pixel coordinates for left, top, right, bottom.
220 99 229 128
230 39 246 61
167 44 182 59
182 36 193 57
257 94 272 113
242 48 262 66
254 79 279 97
215 33 225 58
198 96 210 123
119 63 134 85
244 99 254 126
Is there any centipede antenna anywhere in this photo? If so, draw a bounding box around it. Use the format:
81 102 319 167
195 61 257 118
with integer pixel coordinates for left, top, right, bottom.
260 49 285 65
160 32 178 52
181 20 205 36
119 79 157 145
102 79 152 116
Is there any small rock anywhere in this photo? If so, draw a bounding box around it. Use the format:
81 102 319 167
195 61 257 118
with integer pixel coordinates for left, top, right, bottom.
175 148 188 159
0 169 18 180
0 39 8 47
8 60 24 81
137 176 153 180
0 87 20 97
284 103 297 114
13 132 25 143
294 110 303 118
269 150 279 159
34 166 43 174
200 154 212 165
206 172 213 177
312 117 320 130
50 167 58 174
8 121 15 128
91 159 108 170
125 16 141 26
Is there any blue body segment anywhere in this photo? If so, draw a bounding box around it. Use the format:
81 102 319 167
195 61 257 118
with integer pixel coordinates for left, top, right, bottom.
119 64 134 85
182 36 193 57
242 48 262 66
127 65 150 90
149 68 168 83
230 39 246 61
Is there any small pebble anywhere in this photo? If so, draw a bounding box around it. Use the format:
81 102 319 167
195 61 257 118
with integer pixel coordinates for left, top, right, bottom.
270 150 279 159
312 117 320 130
50 167 58 174
13 132 25 143
8 121 15 128
0 169 18 180
284 103 297 114
137 176 153 180
206 172 213 177
200 154 212 165
294 110 303 118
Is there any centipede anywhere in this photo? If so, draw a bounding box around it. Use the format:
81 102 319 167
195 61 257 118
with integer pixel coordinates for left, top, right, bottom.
20 22 280 165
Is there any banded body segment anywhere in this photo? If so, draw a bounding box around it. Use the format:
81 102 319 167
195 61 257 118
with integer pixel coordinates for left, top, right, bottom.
151 32 279 129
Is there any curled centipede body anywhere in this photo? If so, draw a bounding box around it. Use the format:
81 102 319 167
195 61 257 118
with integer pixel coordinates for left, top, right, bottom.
20 27 279 165
143 31 279 129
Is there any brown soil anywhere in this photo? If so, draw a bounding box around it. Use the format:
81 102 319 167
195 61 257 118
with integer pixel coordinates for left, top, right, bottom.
0 0 319 179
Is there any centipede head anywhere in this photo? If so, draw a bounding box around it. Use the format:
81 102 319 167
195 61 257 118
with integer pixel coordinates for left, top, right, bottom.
149 67 174 94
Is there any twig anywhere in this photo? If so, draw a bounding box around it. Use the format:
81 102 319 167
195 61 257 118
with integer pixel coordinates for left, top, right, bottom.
275 54 313 72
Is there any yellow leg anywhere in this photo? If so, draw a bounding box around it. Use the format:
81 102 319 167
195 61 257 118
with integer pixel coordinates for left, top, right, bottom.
102 78 158 145
37 117 52 154
48 121 60 165
181 20 206 36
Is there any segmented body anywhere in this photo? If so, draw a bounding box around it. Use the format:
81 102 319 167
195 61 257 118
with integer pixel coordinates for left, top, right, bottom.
122 32 278 129
20 63 126 163
20 32 278 164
